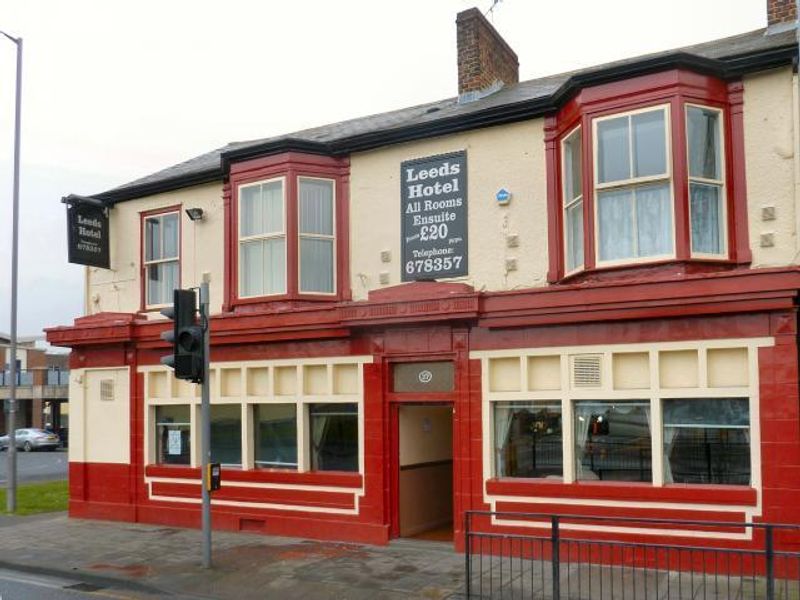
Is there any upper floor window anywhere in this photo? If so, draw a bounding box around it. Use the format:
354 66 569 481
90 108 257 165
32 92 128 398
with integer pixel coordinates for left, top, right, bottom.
239 178 286 297
687 105 725 256
594 106 673 264
143 211 179 307
226 153 349 308
547 70 748 283
298 178 335 294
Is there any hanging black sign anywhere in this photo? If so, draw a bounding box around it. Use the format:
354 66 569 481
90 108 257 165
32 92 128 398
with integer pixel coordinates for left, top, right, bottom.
401 150 467 281
66 199 110 269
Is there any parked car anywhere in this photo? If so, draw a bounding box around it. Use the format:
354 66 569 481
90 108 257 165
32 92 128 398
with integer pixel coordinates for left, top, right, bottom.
0 428 61 452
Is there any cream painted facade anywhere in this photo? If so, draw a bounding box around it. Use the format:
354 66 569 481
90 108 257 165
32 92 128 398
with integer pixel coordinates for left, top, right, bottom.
85 183 225 316
349 120 547 298
744 66 800 266
68 367 130 464
82 68 800 314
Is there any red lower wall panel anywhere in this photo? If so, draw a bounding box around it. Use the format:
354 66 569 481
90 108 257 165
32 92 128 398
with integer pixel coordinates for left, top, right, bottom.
135 503 389 545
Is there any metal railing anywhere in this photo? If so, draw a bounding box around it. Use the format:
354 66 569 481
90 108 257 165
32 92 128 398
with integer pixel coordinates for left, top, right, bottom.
46 369 69 386
464 511 800 599
0 370 33 386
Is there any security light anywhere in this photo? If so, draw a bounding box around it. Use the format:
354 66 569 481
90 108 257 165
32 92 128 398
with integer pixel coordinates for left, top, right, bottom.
186 208 204 221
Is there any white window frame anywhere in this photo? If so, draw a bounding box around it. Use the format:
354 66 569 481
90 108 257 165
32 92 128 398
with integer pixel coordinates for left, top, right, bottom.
297 176 337 296
238 176 287 299
562 126 584 275
143 210 180 308
685 103 728 259
592 104 676 267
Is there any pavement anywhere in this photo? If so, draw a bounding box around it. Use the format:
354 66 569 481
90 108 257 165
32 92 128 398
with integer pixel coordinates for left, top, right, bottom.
0 513 466 599
0 448 68 484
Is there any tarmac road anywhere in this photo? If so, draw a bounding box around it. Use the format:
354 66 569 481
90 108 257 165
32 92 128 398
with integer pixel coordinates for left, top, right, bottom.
0 568 159 600
0 448 68 484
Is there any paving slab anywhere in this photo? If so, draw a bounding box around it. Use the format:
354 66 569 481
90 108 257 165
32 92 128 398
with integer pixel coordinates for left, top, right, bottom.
0 513 466 599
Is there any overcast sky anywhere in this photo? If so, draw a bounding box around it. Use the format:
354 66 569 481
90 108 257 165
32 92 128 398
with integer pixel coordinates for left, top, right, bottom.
0 0 768 336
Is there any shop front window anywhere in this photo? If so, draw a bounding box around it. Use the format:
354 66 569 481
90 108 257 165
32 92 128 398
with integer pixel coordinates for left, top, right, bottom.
574 400 652 482
494 402 563 478
309 403 358 472
663 398 749 485
156 405 190 465
254 403 297 469
210 404 242 466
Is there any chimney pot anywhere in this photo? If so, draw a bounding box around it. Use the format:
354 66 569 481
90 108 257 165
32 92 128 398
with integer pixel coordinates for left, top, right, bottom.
456 8 519 101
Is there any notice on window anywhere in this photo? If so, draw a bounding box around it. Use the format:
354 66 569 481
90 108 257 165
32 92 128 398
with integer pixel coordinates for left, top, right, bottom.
66 201 110 269
401 151 467 281
168 430 182 455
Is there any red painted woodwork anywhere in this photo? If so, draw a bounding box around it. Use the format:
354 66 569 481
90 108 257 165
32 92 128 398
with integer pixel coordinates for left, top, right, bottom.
144 464 362 488
546 69 751 283
138 204 182 313
225 152 351 310
485 479 757 506
47 265 800 554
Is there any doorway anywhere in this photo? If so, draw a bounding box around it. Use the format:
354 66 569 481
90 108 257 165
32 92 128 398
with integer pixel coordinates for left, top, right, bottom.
398 404 454 541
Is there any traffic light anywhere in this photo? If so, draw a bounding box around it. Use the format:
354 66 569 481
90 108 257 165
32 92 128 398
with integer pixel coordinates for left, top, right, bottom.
160 289 204 383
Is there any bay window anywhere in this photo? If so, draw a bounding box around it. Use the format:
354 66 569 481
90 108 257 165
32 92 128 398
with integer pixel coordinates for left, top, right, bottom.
143 211 180 307
562 128 584 273
594 106 673 263
299 178 335 294
549 70 747 282
239 178 286 297
229 153 348 305
687 105 726 256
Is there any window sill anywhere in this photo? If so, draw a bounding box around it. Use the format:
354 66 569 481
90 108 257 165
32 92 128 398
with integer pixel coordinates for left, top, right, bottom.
557 258 744 286
486 478 757 506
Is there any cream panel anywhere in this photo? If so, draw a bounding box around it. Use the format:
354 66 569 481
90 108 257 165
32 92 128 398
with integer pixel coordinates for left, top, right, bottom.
349 120 546 297
707 348 749 388
83 367 130 464
528 356 561 391
614 352 650 390
659 350 699 389
86 182 225 317
744 67 798 266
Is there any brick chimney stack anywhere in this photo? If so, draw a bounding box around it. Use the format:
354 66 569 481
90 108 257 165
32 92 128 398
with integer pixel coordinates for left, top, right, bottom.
456 8 519 101
767 0 797 27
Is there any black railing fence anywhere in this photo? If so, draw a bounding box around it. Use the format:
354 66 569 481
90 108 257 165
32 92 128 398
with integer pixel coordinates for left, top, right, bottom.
464 511 800 599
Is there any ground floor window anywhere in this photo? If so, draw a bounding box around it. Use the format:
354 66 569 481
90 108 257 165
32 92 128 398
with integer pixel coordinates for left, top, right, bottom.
575 400 652 482
211 405 242 466
156 405 190 465
254 403 297 469
494 402 562 478
663 398 750 485
309 403 358 472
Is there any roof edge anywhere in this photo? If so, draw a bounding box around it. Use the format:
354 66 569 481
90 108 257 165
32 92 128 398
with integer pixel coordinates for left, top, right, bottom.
95 42 798 205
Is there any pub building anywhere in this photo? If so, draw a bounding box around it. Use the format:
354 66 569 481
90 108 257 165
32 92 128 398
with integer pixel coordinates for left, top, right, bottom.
49 3 800 551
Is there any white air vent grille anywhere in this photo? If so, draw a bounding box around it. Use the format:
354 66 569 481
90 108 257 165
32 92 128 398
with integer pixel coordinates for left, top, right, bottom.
100 379 115 402
571 355 602 388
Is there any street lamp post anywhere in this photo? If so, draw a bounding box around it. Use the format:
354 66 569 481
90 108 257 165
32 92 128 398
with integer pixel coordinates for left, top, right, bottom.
1 30 22 513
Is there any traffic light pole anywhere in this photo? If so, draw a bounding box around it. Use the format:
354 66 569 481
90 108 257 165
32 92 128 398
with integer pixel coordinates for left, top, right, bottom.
200 280 212 568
